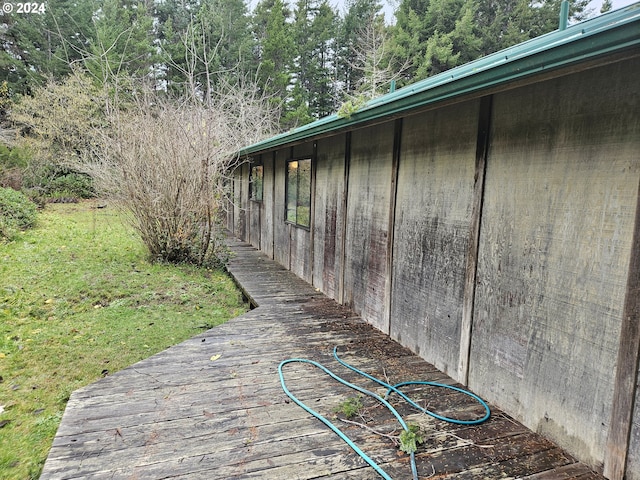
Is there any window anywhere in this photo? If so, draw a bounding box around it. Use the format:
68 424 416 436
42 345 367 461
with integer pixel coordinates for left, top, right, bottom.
250 164 263 201
286 158 311 228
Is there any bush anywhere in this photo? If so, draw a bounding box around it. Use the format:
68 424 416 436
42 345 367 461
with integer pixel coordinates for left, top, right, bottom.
46 172 94 199
20 165 95 202
0 187 37 240
0 144 31 190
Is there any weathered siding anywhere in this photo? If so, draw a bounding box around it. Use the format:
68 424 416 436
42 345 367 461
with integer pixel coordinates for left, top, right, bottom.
312 135 346 299
273 150 290 269
249 160 261 249
232 163 249 240
343 123 395 333
390 100 479 377
469 60 640 469
288 143 315 282
260 153 275 258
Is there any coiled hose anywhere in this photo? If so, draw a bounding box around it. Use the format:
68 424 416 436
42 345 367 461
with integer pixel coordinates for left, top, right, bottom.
278 346 490 480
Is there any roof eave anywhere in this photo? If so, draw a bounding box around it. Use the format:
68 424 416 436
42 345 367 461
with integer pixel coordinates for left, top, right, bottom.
239 4 640 157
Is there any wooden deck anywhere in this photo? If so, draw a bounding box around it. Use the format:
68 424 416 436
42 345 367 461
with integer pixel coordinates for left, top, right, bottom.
40 239 605 479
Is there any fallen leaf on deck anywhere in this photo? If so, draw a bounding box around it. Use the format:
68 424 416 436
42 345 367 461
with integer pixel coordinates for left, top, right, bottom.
210 354 222 361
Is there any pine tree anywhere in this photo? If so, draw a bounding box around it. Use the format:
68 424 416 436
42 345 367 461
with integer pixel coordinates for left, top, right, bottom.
0 0 95 94
87 0 156 87
474 0 591 57
291 0 338 123
391 0 591 85
252 0 295 125
335 0 384 97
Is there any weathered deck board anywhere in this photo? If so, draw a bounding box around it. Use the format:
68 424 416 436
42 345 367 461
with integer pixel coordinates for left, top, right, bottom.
40 239 605 479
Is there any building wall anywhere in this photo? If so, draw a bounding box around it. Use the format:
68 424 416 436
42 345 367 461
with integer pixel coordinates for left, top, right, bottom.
230 54 640 477
260 153 275 258
312 135 346 300
248 158 261 249
390 100 479 378
273 149 290 269
343 123 395 333
469 59 640 468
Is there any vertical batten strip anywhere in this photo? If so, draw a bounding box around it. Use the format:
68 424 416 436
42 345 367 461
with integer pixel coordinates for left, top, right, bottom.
604 173 640 480
385 119 403 336
339 132 352 305
458 95 493 386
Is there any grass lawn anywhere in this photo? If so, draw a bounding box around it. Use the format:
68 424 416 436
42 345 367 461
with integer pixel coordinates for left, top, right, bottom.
0 201 248 479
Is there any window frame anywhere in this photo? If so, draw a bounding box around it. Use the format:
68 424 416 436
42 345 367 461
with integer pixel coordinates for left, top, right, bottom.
285 157 312 229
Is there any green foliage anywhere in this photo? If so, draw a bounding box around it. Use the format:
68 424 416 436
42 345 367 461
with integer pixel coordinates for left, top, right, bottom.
45 172 95 200
398 423 425 454
86 0 157 86
391 0 590 85
0 202 248 479
0 187 37 240
292 0 338 122
335 396 364 418
9 71 104 198
0 144 30 170
0 0 96 96
337 95 367 119
253 0 295 123
336 0 384 96
11 71 104 164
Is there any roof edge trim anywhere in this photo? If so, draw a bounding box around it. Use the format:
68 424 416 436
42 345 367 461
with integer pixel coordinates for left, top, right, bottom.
239 3 640 157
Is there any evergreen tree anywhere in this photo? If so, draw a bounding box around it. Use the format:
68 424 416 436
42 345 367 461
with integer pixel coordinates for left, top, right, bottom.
335 0 383 97
155 0 201 94
291 0 338 123
251 0 295 125
87 0 156 87
195 0 254 78
0 0 95 94
390 0 481 83
391 0 591 85
474 0 591 57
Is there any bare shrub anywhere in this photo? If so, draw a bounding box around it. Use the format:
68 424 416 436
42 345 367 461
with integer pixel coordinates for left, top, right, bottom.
84 81 276 266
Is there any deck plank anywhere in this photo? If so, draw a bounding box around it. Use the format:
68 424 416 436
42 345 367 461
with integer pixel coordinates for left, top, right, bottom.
40 239 605 479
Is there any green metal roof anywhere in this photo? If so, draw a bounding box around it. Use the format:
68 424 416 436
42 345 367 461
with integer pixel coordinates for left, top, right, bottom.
240 3 640 156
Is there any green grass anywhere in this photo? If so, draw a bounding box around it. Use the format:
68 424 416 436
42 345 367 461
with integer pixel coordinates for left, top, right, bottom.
0 201 248 479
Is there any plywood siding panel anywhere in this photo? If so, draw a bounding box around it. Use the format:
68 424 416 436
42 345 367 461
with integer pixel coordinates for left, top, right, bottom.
233 165 247 241
249 200 261 248
312 135 346 299
260 154 275 258
290 227 311 282
293 142 314 159
390 100 479 377
469 59 640 468
273 150 290 269
344 123 394 333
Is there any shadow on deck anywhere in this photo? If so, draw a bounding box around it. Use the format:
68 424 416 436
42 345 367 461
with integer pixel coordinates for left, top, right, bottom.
40 239 605 479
